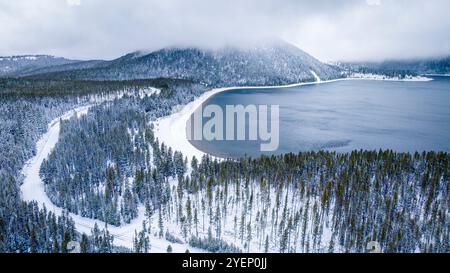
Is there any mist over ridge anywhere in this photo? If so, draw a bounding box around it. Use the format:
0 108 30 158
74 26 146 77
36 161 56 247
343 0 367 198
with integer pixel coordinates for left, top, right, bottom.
1 0 450 61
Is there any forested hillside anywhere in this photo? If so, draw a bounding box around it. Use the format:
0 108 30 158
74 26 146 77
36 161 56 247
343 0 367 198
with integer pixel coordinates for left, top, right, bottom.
21 41 342 86
39 81 205 225
37 84 449 253
0 55 79 77
339 56 450 77
1 43 448 253
0 78 205 252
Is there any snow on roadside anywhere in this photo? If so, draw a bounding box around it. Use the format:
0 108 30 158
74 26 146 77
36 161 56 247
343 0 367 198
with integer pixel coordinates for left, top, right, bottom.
20 93 203 252
19 76 436 252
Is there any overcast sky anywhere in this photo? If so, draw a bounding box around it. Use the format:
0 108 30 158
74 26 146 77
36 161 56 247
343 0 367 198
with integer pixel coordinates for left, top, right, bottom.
0 0 449 61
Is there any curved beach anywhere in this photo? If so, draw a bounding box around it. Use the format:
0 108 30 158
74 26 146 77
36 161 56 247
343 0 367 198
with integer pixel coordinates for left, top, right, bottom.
153 75 434 161
152 78 341 161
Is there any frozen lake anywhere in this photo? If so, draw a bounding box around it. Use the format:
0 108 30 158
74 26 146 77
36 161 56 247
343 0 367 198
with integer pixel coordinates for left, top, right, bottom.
188 76 450 158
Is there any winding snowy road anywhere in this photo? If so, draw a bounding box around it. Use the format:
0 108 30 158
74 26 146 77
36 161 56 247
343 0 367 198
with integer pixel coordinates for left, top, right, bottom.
20 104 201 252
20 76 433 251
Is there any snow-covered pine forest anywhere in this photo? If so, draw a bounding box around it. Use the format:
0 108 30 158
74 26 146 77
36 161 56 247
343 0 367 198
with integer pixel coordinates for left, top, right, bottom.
38 85 449 253
18 41 342 86
0 46 448 253
0 78 205 252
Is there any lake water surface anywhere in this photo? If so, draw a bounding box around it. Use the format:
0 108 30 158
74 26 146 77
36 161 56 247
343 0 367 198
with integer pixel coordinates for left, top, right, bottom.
188 76 450 158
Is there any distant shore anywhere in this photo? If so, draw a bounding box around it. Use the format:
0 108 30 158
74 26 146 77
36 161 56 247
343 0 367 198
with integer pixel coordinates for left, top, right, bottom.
153 75 437 161
423 74 450 77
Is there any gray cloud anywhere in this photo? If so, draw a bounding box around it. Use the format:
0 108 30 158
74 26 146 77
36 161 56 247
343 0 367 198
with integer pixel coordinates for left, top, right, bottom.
0 0 449 61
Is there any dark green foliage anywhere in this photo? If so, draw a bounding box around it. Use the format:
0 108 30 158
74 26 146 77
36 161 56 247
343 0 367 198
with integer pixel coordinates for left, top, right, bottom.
189 235 242 253
39 80 204 226
187 151 449 253
0 77 203 252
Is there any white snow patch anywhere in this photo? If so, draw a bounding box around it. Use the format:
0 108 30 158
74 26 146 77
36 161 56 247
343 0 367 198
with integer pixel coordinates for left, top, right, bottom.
310 70 321 82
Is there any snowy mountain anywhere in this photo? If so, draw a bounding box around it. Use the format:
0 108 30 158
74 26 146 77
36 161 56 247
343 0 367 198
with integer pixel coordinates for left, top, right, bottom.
26 41 342 86
0 55 80 77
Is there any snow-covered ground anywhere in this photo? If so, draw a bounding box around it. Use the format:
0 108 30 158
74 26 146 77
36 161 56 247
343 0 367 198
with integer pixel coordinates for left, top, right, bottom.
20 95 203 253
20 76 437 253
20 79 336 252
310 70 322 82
